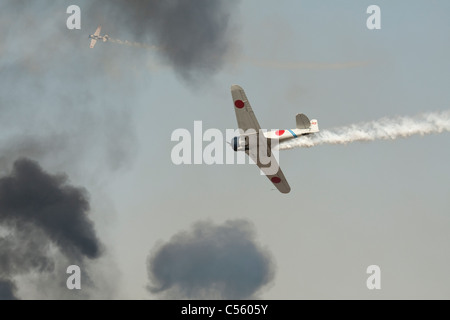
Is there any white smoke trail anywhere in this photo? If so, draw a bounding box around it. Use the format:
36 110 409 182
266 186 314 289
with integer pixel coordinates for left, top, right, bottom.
278 110 450 150
108 37 159 50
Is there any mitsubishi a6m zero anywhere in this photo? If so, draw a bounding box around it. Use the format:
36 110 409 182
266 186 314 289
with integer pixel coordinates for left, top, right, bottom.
89 26 109 49
230 85 319 194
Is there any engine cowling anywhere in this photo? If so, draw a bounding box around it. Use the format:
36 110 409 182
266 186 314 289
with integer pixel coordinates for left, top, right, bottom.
230 136 251 152
231 136 239 152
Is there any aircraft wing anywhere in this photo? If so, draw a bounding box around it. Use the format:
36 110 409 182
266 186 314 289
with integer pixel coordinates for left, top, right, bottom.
246 134 291 194
90 39 97 49
231 85 261 132
94 26 101 36
231 84 290 193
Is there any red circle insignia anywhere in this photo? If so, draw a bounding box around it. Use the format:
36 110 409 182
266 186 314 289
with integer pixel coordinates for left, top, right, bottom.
271 177 281 184
234 100 245 109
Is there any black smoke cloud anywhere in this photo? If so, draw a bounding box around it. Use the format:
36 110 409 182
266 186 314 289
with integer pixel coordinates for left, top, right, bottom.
0 158 102 259
0 279 17 300
0 158 102 299
147 220 275 299
109 0 240 81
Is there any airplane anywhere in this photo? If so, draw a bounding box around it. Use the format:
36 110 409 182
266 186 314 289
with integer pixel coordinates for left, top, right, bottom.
230 85 319 194
89 26 109 49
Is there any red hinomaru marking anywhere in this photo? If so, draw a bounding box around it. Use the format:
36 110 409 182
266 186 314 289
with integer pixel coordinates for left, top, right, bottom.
271 177 281 184
275 130 285 136
234 100 245 109
311 121 317 125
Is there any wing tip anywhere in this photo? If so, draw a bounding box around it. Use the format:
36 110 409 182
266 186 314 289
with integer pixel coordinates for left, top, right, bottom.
279 184 291 194
231 84 243 91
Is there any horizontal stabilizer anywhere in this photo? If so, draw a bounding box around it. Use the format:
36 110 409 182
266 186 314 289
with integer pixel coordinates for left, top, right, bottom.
296 113 311 129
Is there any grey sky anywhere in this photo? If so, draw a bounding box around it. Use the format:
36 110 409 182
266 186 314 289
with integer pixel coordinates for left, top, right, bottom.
1 0 449 299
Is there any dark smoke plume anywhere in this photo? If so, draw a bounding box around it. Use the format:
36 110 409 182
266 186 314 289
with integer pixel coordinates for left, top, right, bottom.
105 0 240 81
0 158 102 260
0 158 103 299
147 220 275 299
0 279 17 300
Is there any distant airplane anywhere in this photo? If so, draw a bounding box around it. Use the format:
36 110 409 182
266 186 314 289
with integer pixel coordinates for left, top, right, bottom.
230 85 319 194
89 26 109 48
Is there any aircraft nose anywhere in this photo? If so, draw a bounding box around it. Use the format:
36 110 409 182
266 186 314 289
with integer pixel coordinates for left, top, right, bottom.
231 137 239 152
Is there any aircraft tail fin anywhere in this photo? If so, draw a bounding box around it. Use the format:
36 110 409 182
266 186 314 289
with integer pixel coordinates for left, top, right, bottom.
310 119 319 132
296 113 311 129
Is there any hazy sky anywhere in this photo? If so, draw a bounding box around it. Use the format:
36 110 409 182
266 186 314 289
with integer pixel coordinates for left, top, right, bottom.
1 0 450 299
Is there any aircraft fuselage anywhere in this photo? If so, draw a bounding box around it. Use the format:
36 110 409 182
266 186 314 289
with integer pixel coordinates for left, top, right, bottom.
89 35 108 42
231 121 319 152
